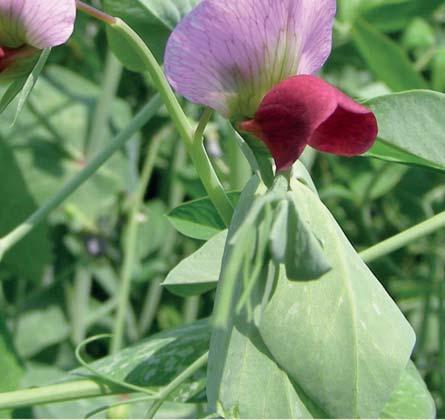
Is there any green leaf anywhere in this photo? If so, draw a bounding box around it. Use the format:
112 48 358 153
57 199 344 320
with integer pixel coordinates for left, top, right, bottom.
163 230 227 297
367 90 445 172
103 0 200 70
0 315 23 390
75 320 210 402
340 0 442 32
168 192 240 241
0 66 132 224
380 362 436 419
432 49 445 92
15 306 70 358
208 177 320 418
132 200 172 260
0 141 52 281
0 49 51 120
208 296 318 419
351 18 427 91
258 180 416 418
0 314 23 418
270 198 331 281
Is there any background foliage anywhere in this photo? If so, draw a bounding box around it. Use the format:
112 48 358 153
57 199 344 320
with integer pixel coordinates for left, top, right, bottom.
0 0 444 418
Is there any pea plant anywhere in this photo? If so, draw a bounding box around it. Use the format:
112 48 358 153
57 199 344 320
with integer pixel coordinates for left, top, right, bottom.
0 0 444 418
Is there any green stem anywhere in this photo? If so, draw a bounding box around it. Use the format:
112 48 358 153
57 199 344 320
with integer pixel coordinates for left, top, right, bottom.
145 351 209 418
0 95 161 262
0 351 208 411
0 380 117 410
137 140 186 337
360 210 445 263
109 19 233 226
86 51 123 157
76 1 116 24
72 267 92 344
111 134 162 354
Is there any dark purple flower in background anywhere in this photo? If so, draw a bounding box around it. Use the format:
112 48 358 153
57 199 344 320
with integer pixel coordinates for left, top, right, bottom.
0 0 76 80
165 0 378 171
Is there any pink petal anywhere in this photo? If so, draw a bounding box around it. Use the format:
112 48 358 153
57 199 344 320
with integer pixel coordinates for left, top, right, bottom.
0 0 76 49
240 75 378 170
165 0 336 118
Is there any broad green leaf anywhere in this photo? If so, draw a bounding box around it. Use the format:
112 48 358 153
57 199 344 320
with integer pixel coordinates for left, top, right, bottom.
208 176 319 418
351 19 427 91
74 319 210 402
270 199 331 281
15 306 70 358
208 298 318 419
163 230 227 297
103 0 200 70
380 362 436 419
259 181 416 418
367 91 445 172
0 140 52 281
168 192 240 240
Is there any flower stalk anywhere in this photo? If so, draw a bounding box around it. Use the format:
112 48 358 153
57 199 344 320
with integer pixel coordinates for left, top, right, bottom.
108 17 234 225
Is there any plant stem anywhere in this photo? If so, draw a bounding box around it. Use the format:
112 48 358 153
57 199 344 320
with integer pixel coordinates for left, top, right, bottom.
111 134 162 354
109 19 233 226
0 380 117 410
86 51 123 157
0 95 161 262
146 351 209 418
360 210 445 263
76 1 116 24
137 140 186 337
0 351 208 411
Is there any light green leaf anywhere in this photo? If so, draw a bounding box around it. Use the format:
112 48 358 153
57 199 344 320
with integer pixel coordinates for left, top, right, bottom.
208 176 319 418
351 18 427 91
258 181 416 418
15 306 70 358
163 230 227 297
367 90 445 172
208 299 318 419
380 362 436 419
103 0 200 70
168 192 240 241
132 200 172 260
270 198 331 281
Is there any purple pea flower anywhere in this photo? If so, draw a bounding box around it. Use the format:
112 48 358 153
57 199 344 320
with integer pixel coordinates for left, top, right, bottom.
165 0 378 170
0 0 76 79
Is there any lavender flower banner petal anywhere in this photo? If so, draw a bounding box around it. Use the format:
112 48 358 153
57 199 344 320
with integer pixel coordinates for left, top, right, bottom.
164 0 336 118
0 0 76 49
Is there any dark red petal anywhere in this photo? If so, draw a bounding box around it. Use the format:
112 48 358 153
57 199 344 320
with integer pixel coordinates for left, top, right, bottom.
240 75 378 171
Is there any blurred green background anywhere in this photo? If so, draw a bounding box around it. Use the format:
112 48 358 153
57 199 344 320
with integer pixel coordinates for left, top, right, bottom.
0 0 444 418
